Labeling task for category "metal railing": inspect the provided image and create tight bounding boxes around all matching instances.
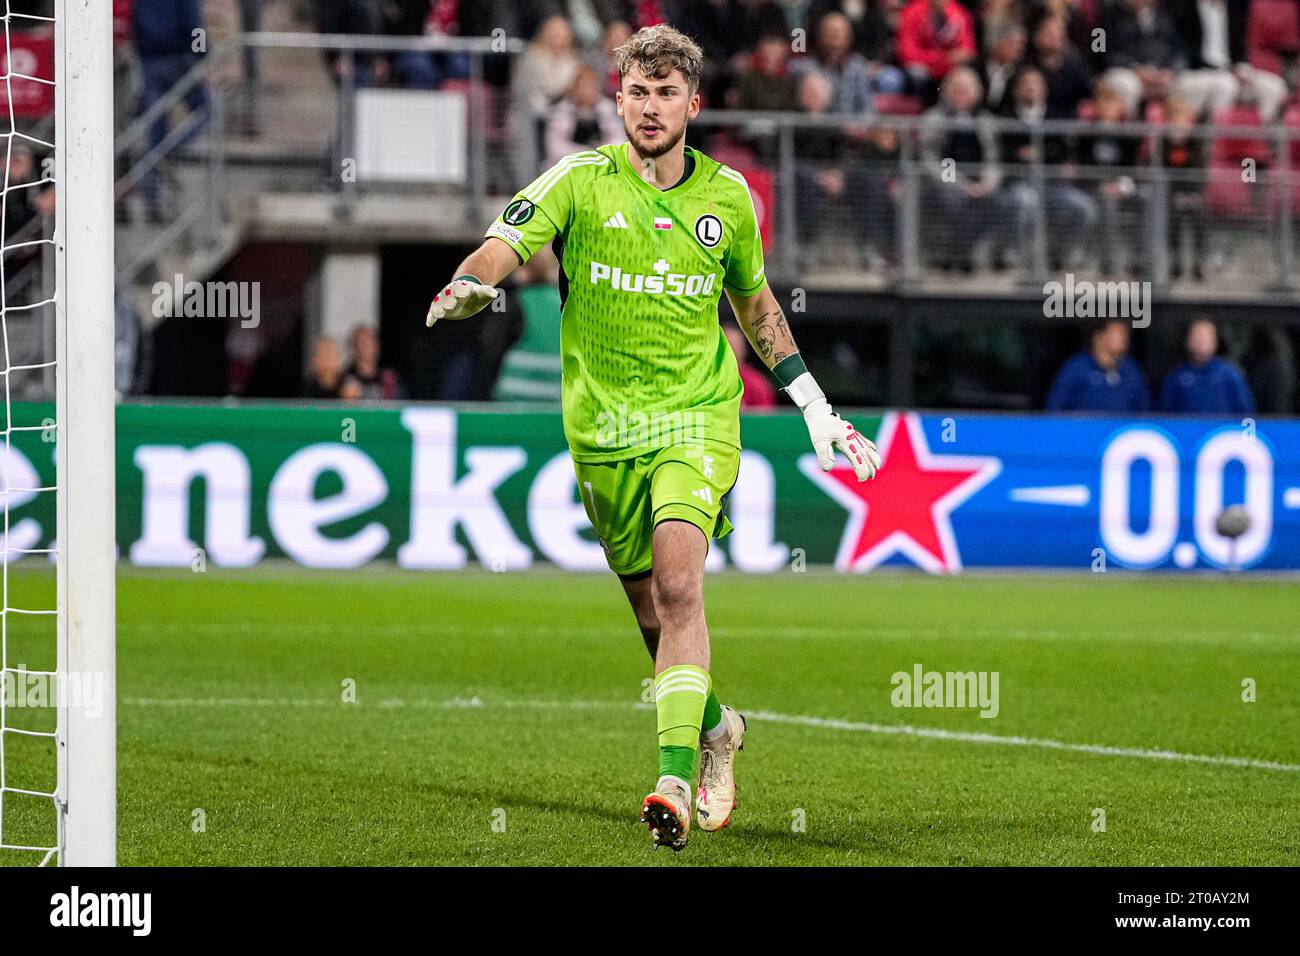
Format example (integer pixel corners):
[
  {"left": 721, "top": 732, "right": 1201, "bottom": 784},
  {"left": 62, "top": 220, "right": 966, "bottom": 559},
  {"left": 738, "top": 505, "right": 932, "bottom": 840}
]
[{"left": 108, "top": 32, "right": 1300, "bottom": 301}]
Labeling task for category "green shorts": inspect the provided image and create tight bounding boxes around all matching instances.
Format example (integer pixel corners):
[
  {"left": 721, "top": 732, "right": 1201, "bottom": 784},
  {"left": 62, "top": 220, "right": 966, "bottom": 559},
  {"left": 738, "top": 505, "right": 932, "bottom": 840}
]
[{"left": 574, "top": 441, "right": 741, "bottom": 577}]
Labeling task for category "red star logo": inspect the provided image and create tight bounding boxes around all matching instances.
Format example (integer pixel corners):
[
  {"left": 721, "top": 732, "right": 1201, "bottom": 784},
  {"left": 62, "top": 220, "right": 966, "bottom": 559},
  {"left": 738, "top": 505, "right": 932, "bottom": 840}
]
[{"left": 800, "top": 413, "right": 1001, "bottom": 573}]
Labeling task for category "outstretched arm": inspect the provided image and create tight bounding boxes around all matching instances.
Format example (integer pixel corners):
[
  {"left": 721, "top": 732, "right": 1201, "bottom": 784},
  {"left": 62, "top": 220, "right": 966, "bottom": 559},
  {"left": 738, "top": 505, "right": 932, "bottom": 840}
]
[
  {"left": 725, "top": 284, "right": 796, "bottom": 369},
  {"left": 425, "top": 238, "right": 524, "bottom": 326},
  {"left": 726, "top": 285, "right": 880, "bottom": 481}
]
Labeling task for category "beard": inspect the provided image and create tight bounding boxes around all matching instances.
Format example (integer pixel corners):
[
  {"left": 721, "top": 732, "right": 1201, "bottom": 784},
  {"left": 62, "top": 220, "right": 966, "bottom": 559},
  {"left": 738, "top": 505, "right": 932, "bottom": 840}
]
[{"left": 624, "top": 116, "right": 685, "bottom": 159}]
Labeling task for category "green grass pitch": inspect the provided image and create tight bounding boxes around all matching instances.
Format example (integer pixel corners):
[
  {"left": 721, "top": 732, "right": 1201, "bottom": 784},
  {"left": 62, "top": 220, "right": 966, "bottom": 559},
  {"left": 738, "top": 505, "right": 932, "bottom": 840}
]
[{"left": 2, "top": 566, "right": 1297, "bottom": 866}]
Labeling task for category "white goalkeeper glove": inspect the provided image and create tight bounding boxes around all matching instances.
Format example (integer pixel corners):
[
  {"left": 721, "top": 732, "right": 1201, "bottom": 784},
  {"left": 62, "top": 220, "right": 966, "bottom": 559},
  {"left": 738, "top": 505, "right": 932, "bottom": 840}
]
[
  {"left": 786, "top": 371, "right": 880, "bottom": 481},
  {"left": 426, "top": 275, "right": 499, "bottom": 326}
]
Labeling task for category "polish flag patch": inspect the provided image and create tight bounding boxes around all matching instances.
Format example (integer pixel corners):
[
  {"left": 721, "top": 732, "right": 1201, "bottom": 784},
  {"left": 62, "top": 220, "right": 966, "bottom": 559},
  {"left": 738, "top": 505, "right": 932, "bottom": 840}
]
[{"left": 653, "top": 218, "right": 672, "bottom": 230}]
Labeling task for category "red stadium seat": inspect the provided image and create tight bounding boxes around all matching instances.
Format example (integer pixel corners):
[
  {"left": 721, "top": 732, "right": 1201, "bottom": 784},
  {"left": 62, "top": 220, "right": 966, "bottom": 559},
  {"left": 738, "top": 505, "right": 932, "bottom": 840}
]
[
  {"left": 1247, "top": 0, "right": 1300, "bottom": 74},
  {"left": 874, "top": 93, "right": 924, "bottom": 116},
  {"left": 1204, "top": 105, "right": 1270, "bottom": 217}
]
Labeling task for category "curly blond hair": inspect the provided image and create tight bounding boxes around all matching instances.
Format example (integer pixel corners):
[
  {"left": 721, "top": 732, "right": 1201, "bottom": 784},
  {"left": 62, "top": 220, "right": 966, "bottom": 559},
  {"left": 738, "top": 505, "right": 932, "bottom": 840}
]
[{"left": 613, "top": 24, "right": 704, "bottom": 93}]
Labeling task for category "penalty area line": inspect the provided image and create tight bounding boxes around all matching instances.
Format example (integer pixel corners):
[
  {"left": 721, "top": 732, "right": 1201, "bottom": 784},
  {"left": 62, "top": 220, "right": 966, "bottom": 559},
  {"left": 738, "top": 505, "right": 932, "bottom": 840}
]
[{"left": 119, "top": 696, "right": 1300, "bottom": 773}]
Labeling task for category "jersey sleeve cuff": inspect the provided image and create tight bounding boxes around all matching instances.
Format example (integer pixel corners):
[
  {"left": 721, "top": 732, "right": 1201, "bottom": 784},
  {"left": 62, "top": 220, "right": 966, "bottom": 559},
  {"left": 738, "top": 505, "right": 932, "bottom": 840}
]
[{"left": 723, "top": 273, "right": 768, "bottom": 297}]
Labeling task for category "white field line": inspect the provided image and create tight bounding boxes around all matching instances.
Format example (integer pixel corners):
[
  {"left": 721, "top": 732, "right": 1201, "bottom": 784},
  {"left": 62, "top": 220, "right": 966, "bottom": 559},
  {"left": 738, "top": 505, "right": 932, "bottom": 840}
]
[{"left": 120, "top": 695, "right": 1300, "bottom": 774}]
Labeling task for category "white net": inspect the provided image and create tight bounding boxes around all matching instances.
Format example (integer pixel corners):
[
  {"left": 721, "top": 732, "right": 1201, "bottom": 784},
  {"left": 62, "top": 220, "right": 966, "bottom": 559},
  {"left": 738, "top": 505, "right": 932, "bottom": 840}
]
[{"left": 0, "top": 0, "right": 61, "bottom": 867}]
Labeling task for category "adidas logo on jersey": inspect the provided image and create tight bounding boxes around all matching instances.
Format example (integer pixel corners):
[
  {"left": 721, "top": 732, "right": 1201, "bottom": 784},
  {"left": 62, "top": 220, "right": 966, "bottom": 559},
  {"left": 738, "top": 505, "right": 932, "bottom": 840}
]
[
  {"left": 603, "top": 212, "right": 629, "bottom": 228},
  {"left": 691, "top": 488, "right": 714, "bottom": 505}
]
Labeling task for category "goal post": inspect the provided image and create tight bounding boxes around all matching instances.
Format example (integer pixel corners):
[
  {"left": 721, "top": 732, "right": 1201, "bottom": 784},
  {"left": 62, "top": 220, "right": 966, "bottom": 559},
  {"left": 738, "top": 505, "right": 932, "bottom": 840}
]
[{"left": 53, "top": 0, "right": 116, "bottom": 866}]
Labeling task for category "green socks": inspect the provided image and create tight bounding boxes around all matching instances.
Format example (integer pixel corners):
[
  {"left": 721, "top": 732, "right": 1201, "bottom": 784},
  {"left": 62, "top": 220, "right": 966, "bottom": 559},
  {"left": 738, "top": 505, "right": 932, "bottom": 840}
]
[
  {"left": 655, "top": 664, "right": 712, "bottom": 783},
  {"left": 702, "top": 689, "right": 722, "bottom": 734}
]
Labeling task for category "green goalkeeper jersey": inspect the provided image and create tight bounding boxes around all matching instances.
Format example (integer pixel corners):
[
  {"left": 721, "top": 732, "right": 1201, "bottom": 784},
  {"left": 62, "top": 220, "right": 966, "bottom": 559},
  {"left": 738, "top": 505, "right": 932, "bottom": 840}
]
[{"left": 484, "top": 141, "right": 768, "bottom": 462}]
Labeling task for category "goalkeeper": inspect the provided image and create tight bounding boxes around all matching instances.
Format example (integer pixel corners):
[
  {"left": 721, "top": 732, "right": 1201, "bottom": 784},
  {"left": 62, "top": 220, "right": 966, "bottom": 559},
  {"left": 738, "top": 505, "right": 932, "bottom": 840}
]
[{"left": 426, "top": 24, "right": 880, "bottom": 852}]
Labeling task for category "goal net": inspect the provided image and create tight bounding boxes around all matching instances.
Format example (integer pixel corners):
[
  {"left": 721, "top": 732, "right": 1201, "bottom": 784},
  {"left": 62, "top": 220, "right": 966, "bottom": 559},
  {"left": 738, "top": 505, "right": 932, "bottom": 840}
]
[{"left": 0, "top": 0, "right": 115, "bottom": 867}]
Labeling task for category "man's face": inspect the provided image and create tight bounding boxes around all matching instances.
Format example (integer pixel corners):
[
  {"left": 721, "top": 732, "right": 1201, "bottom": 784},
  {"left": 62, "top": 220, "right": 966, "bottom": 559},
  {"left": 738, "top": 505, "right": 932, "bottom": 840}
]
[
  {"left": 313, "top": 340, "right": 341, "bottom": 378},
  {"left": 1187, "top": 321, "right": 1217, "bottom": 363},
  {"left": 945, "top": 74, "right": 979, "bottom": 113},
  {"left": 818, "top": 15, "right": 852, "bottom": 59},
  {"left": 617, "top": 64, "right": 699, "bottom": 159},
  {"left": 1097, "top": 321, "right": 1130, "bottom": 357}
]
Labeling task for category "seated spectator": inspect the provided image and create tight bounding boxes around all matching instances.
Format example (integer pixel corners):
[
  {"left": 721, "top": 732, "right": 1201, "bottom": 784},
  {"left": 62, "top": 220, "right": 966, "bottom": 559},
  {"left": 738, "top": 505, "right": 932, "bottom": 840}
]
[
  {"left": 725, "top": 323, "right": 777, "bottom": 409},
  {"left": 1025, "top": 0, "right": 1102, "bottom": 57},
  {"left": 792, "top": 72, "right": 896, "bottom": 266},
  {"left": 314, "top": 0, "right": 383, "bottom": 86},
  {"left": 1030, "top": 13, "right": 1093, "bottom": 118},
  {"left": 919, "top": 67, "right": 1004, "bottom": 271},
  {"left": 677, "top": 0, "right": 788, "bottom": 106},
  {"left": 1159, "top": 318, "right": 1254, "bottom": 413},
  {"left": 733, "top": 33, "right": 801, "bottom": 111},
  {"left": 1045, "top": 319, "right": 1151, "bottom": 412},
  {"left": 514, "top": 15, "right": 582, "bottom": 123},
  {"left": 302, "top": 336, "right": 361, "bottom": 400},
  {"left": 999, "top": 66, "right": 1098, "bottom": 268},
  {"left": 546, "top": 66, "right": 623, "bottom": 165},
  {"left": 1099, "top": 0, "right": 1183, "bottom": 118},
  {"left": 979, "top": 20, "right": 1026, "bottom": 113},
  {"left": 896, "top": 0, "right": 977, "bottom": 101},
  {"left": 1077, "top": 84, "right": 1141, "bottom": 273},
  {"left": 791, "top": 10, "right": 905, "bottom": 114},
  {"left": 346, "top": 325, "right": 406, "bottom": 400},
  {"left": 380, "top": 0, "right": 471, "bottom": 90},
  {"left": 1172, "top": 0, "right": 1288, "bottom": 122},
  {"left": 587, "top": 20, "right": 633, "bottom": 95},
  {"left": 808, "top": 0, "right": 896, "bottom": 66},
  {"left": 1159, "top": 97, "right": 1207, "bottom": 281}
]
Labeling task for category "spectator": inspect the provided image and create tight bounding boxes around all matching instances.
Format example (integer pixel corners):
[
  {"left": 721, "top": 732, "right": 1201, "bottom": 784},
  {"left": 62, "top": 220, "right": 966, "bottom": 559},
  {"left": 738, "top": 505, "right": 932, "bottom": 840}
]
[
  {"left": 346, "top": 325, "right": 407, "bottom": 400},
  {"left": 791, "top": 10, "right": 905, "bottom": 115},
  {"left": 546, "top": 65, "right": 623, "bottom": 164},
  {"left": 302, "top": 336, "right": 361, "bottom": 400},
  {"left": 998, "top": 65, "right": 1098, "bottom": 268},
  {"left": 515, "top": 14, "right": 583, "bottom": 120},
  {"left": 1030, "top": 13, "right": 1093, "bottom": 117},
  {"left": 1045, "top": 319, "right": 1151, "bottom": 412},
  {"left": 677, "top": 0, "right": 789, "bottom": 106},
  {"left": 725, "top": 323, "right": 778, "bottom": 408},
  {"left": 514, "top": 14, "right": 584, "bottom": 171},
  {"left": 1159, "top": 97, "right": 1207, "bottom": 281},
  {"left": 1159, "top": 318, "right": 1254, "bottom": 413},
  {"left": 1172, "top": 0, "right": 1288, "bottom": 122},
  {"left": 1099, "top": 0, "right": 1183, "bottom": 118},
  {"left": 807, "top": 0, "right": 895, "bottom": 65},
  {"left": 793, "top": 71, "right": 852, "bottom": 253},
  {"left": 133, "top": 0, "right": 210, "bottom": 221},
  {"left": 792, "top": 72, "right": 895, "bottom": 267},
  {"left": 919, "top": 67, "right": 1003, "bottom": 271},
  {"left": 733, "top": 33, "right": 801, "bottom": 111},
  {"left": 1077, "top": 83, "right": 1141, "bottom": 273},
  {"left": 979, "top": 20, "right": 1026, "bottom": 112},
  {"left": 315, "top": 0, "right": 383, "bottom": 86},
  {"left": 587, "top": 19, "right": 632, "bottom": 95},
  {"left": 896, "top": 0, "right": 978, "bottom": 100},
  {"left": 380, "top": 0, "right": 472, "bottom": 90}
]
